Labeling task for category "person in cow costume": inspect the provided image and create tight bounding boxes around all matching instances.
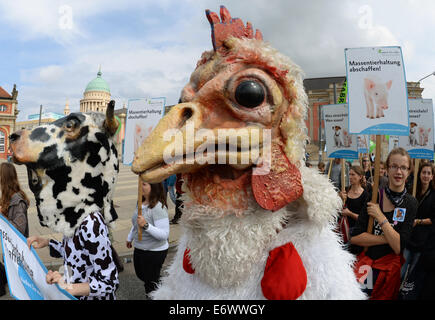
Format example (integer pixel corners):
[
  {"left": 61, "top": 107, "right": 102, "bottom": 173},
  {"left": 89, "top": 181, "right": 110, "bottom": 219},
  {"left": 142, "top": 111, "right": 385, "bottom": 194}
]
[
  {"left": 10, "top": 101, "right": 120, "bottom": 300},
  {"left": 132, "top": 7, "right": 366, "bottom": 299}
]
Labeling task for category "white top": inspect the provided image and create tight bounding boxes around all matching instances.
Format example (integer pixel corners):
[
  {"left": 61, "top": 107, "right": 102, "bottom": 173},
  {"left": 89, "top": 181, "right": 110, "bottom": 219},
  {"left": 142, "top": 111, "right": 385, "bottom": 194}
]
[{"left": 127, "top": 202, "right": 169, "bottom": 251}]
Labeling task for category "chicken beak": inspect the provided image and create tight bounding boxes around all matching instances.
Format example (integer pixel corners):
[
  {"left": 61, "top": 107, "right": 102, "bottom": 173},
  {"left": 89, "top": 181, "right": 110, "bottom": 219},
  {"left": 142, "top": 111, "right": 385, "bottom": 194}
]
[
  {"left": 131, "top": 102, "right": 268, "bottom": 183},
  {"left": 131, "top": 102, "right": 205, "bottom": 183}
]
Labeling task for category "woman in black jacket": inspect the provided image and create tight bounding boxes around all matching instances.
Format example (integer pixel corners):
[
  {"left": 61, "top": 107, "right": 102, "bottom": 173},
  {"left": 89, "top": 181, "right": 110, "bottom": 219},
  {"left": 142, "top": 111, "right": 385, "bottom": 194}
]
[{"left": 399, "top": 162, "right": 435, "bottom": 299}]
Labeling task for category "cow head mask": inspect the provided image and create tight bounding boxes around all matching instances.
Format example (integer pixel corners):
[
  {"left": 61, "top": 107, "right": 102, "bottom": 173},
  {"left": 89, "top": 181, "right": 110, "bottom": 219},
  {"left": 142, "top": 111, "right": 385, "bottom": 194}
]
[{"left": 9, "top": 100, "right": 119, "bottom": 237}]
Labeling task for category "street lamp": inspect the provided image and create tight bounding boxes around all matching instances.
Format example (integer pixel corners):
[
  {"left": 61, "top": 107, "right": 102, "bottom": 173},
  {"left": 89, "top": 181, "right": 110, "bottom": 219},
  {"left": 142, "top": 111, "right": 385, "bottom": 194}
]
[{"left": 418, "top": 71, "right": 435, "bottom": 82}]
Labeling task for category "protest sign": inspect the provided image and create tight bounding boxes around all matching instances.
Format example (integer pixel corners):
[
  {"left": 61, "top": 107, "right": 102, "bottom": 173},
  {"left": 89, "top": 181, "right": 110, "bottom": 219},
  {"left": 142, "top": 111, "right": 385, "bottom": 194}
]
[
  {"left": 324, "top": 104, "right": 358, "bottom": 159},
  {"left": 345, "top": 46, "right": 409, "bottom": 135},
  {"left": 122, "top": 97, "right": 165, "bottom": 165},
  {"left": 357, "top": 135, "right": 369, "bottom": 154},
  {"left": 398, "top": 99, "right": 434, "bottom": 160},
  {"left": 0, "top": 215, "right": 75, "bottom": 300}
]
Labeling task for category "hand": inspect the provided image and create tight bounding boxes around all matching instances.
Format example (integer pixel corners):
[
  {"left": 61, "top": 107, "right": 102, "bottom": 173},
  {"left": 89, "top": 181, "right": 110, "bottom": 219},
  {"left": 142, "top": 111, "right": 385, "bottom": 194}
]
[
  {"left": 126, "top": 241, "right": 132, "bottom": 249},
  {"left": 137, "top": 215, "right": 147, "bottom": 228},
  {"left": 27, "top": 236, "right": 49, "bottom": 249},
  {"left": 342, "top": 207, "right": 352, "bottom": 217},
  {"left": 339, "top": 191, "right": 347, "bottom": 203},
  {"left": 46, "top": 270, "right": 64, "bottom": 285},
  {"left": 367, "top": 202, "right": 385, "bottom": 223}
]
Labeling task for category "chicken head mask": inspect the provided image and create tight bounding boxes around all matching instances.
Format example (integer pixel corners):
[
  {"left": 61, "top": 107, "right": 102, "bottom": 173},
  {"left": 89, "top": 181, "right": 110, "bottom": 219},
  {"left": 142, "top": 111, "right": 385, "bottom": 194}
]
[{"left": 132, "top": 6, "right": 307, "bottom": 213}]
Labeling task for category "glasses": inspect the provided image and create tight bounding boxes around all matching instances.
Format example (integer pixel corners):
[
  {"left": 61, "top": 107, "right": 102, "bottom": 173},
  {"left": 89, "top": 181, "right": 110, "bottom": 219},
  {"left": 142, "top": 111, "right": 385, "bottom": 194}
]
[{"left": 389, "top": 165, "right": 409, "bottom": 172}]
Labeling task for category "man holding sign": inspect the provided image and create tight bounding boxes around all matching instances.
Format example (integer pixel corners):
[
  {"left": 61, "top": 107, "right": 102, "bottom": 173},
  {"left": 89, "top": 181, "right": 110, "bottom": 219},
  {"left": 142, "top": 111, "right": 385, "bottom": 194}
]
[{"left": 346, "top": 46, "right": 414, "bottom": 299}]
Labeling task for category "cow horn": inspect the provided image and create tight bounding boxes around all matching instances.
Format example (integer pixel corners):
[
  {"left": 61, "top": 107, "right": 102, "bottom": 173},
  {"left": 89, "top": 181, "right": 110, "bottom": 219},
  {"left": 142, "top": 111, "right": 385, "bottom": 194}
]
[{"left": 104, "top": 100, "right": 119, "bottom": 136}]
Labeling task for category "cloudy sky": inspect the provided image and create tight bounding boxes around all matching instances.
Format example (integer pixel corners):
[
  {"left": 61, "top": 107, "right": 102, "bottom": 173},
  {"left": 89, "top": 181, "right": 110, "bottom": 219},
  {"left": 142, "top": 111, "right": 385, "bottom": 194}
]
[{"left": 1, "top": 0, "right": 434, "bottom": 121}]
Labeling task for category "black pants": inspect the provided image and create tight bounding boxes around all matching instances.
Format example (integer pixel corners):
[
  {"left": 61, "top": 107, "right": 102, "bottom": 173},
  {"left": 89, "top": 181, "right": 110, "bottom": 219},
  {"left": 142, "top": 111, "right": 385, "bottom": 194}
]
[
  {"left": 133, "top": 248, "right": 168, "bottom": 295},
  {"left": 173, "top": 192, "right": 183, "bottom": 222}
]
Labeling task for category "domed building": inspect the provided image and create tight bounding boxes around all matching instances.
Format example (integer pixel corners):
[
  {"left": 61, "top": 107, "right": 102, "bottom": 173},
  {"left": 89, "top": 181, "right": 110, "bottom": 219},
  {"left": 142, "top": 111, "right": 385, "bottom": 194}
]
[{"left": 80, "top": 67, "right": 111, "bottom": 113}]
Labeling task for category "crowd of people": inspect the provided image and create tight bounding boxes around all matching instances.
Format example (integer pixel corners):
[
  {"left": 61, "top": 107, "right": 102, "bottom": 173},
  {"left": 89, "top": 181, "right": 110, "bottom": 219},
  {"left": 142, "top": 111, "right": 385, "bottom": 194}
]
[
  {"left": 2, "top": 148, "right": 435, "bottom": 300},
  {"left": 318, "top": 147, "right": 435, "bottom": 300}
]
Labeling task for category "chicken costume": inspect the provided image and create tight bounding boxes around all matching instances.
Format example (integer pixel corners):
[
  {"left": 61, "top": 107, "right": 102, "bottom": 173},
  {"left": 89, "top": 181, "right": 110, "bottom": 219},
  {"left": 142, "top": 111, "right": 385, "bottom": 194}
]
[{"left": 132, "top": 6, "right": 366, "bottom": 300}]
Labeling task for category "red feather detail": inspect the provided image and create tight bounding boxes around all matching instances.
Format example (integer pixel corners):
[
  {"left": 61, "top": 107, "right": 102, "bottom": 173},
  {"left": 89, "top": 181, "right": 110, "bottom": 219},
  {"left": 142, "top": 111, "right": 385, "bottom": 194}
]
[
  {"left": 261, "top": 243, "right": 307, "bottom": 300},
  {"left": 183, "top": 248, "right": 195, "bottom": 274},
  {"left": 205, "top": 5, "right": 263, "bottom": 52}
]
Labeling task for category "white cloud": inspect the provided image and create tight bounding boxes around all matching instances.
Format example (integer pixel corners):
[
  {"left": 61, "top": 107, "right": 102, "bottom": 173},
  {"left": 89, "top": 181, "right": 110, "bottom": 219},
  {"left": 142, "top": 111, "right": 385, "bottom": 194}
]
[{"left": 8, "top": 0, "right": 435, "bottom": 123}]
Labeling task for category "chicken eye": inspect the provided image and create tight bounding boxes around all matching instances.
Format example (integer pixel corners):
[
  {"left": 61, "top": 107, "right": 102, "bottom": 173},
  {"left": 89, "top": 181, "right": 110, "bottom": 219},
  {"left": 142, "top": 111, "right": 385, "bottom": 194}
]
[{"left": 235, "top": 80, "right": 265, "bottom": 108}]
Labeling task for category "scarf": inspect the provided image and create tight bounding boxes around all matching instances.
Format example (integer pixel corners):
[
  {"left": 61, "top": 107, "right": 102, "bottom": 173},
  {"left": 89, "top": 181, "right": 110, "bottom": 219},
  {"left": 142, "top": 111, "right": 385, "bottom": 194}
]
[{"left": 384, "top": 185, "right": 407, "bottom": 207}]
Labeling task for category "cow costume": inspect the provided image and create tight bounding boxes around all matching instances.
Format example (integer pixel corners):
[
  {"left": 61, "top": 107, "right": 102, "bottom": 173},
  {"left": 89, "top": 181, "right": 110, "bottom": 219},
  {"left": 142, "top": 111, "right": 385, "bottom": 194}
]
[{"left": 9, "top": 101, "right": 120, "bottom": 299}]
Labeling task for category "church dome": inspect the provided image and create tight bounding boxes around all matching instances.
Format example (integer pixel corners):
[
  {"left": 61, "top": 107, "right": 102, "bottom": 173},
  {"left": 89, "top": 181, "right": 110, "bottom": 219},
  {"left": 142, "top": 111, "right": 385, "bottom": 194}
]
[{"left": 85, "top": 69, "right": 110, "bottom": 94}]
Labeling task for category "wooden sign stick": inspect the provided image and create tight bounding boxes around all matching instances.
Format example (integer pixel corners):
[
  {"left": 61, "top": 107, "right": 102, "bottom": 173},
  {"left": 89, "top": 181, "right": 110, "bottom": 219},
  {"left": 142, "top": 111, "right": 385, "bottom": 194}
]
[
  {"left": 412, "top": 159, "right": 420, "bottom": 197},
  {"left": 341, "top": 158, "right": 346, "bottom": 193},
  {"left": 137, "top": 177, "right": 143, "bottom": 241},
  {"left": 366, "top": 135, "right": 382, "bottom": 236},
  {"left": 328, "top": 158, "right": 334, "bottom": 179}
]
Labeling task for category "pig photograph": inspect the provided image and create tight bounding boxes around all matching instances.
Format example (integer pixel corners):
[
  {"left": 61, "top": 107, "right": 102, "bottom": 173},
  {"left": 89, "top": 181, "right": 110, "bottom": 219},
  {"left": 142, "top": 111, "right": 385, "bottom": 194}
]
[
  {"left": 364, "top": 76, "right": 393, "bottom": 119},
  {"left": 418, "top": 126, "right": 431, "bottom": 146}
]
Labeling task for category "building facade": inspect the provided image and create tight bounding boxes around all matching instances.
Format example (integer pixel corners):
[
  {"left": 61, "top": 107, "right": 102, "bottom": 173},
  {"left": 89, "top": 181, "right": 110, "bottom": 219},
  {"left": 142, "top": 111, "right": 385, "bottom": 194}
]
[{"left": 0, "top": 85, "right": 18, "bottom": 160}]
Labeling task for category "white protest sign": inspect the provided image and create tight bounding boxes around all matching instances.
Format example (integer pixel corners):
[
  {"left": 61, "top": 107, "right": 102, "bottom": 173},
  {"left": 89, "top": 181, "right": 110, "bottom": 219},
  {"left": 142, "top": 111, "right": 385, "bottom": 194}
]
[
  {"left": 324, "top": 104, "right": 358, "bottom": 159},
  {"left": 0, "top": 215, "right": 75, "bottom": 300},
  {"left": 345, "top": 46, "right": 409, "bottom": 135},
  {"left": 398, "top": 99, "right": 434, "bottom": 159},
  {"left": 357, "top": 135, "right": 369, "bottom": 154},
  {"left": 123, "top": 97, "right": 165, "bottom": 165}
]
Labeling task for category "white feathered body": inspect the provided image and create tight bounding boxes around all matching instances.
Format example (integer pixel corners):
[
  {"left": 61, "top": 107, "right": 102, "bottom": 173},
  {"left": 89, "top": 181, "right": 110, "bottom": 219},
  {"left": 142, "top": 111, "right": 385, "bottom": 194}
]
[{"left": 153, "top": 166, "right": 366, "bottom": 300}]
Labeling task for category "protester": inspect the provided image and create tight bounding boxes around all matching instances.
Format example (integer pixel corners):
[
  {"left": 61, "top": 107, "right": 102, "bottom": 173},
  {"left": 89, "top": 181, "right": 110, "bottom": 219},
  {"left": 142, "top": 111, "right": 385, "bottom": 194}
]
[
  {"left": 399, "top": 162, "right": 435, "bottom": 299},
  {"left": 0, "top": 163, "right": 30, "bottom": 296},
  {"left": 27, "top": 213, "right": 119, "bottom": 300},
  {"left": 339, "top": 166, "right": 370, "bottom": 254},
  {"left": 170, "top": 174, "right": 184, "bottom": 224},
  {"left": 351, "top": 148, "right": 417, "bottom": 300},
  {"left": 163, "top": 174, "right": 177, "bottom": 205},
  {"left": 317, "top": 161, "right": 325, "bottom": 174},
  {"left": 324, "top": 158, "right": 349, "bottom": 191},
  {"left": 0, "top": 163, "right": 30, "bottom": 237},
  {"left": 362, "top": 155, "right": 373, "bottom": 181},
  {"left": 126, "top": 182, "right": 169, "bottom": 298}
]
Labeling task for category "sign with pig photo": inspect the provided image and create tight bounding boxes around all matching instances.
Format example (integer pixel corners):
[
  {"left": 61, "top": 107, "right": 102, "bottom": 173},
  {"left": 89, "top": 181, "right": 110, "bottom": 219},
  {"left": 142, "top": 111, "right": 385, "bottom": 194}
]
[
  {"left": 345, "top": 46, "right": 409, "bottom": 136},
  {"left": 324, "top": 104, "right": 358, "bottom": 159},
  {"left": 398, "top": 99, "right": 434, "bottom": 160}
]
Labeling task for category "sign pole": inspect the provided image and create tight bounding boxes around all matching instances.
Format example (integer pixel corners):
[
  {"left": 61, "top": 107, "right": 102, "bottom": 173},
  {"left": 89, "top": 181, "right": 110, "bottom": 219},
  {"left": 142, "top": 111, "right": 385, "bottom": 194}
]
[
  {"left": 412, "top": 159, "right": 420, "bottom": 197},
  {"left": 341, "top": 158, "right": 346, "bottom": 193},
  {"left": 328, "top": 158, "right": 333, "bottom": 179},
  {"left": 366, "top": 135, "right": 382, "bottom": 236}
]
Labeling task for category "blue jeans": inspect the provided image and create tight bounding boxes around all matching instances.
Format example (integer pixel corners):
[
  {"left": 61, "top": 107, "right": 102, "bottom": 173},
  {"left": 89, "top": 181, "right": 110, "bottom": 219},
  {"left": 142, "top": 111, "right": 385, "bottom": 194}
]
[{"left": 401, "top": 249, "right": 421, "bottom": 280}]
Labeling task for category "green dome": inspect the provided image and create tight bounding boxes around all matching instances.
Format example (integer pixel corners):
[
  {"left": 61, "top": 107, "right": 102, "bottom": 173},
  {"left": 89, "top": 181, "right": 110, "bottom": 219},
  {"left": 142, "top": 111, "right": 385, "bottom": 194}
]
[{"left": 85, "top": 69, "right": 110, "bottom": 93}]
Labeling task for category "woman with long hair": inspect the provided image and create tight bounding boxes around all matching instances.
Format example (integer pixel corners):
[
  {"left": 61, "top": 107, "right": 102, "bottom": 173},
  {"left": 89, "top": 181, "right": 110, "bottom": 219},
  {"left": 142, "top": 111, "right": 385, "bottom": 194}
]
[
  {"left": 126, "top": 182, "right": 169, "bottom": 298},
  {"left": 339, "top": 166, "right": 370, "bottom": 254},
  {"left": 351, "top": 148, "right": 418, "bottom": 299},
  {"left": 0, "top": 162, "right": 30, "bottom": 296},
  {"left": 0, "top": 162, "right": 29, "bottom": 237},
  {"left": 399, "top": 162, "right": 435, "bottom": 299}
]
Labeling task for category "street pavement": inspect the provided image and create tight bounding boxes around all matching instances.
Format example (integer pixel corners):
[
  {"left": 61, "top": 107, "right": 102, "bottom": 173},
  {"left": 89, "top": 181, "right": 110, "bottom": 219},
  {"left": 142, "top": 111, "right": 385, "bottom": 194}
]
[{"left": 0, "top": 162, "right": 181, "bottom": 300}]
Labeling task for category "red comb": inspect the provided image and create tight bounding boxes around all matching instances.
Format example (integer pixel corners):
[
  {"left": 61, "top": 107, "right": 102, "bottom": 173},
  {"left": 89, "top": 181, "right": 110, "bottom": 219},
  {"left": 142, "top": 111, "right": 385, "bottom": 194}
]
[{"left": 205, "top": 6, "right": 263, "bottom": 52}]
